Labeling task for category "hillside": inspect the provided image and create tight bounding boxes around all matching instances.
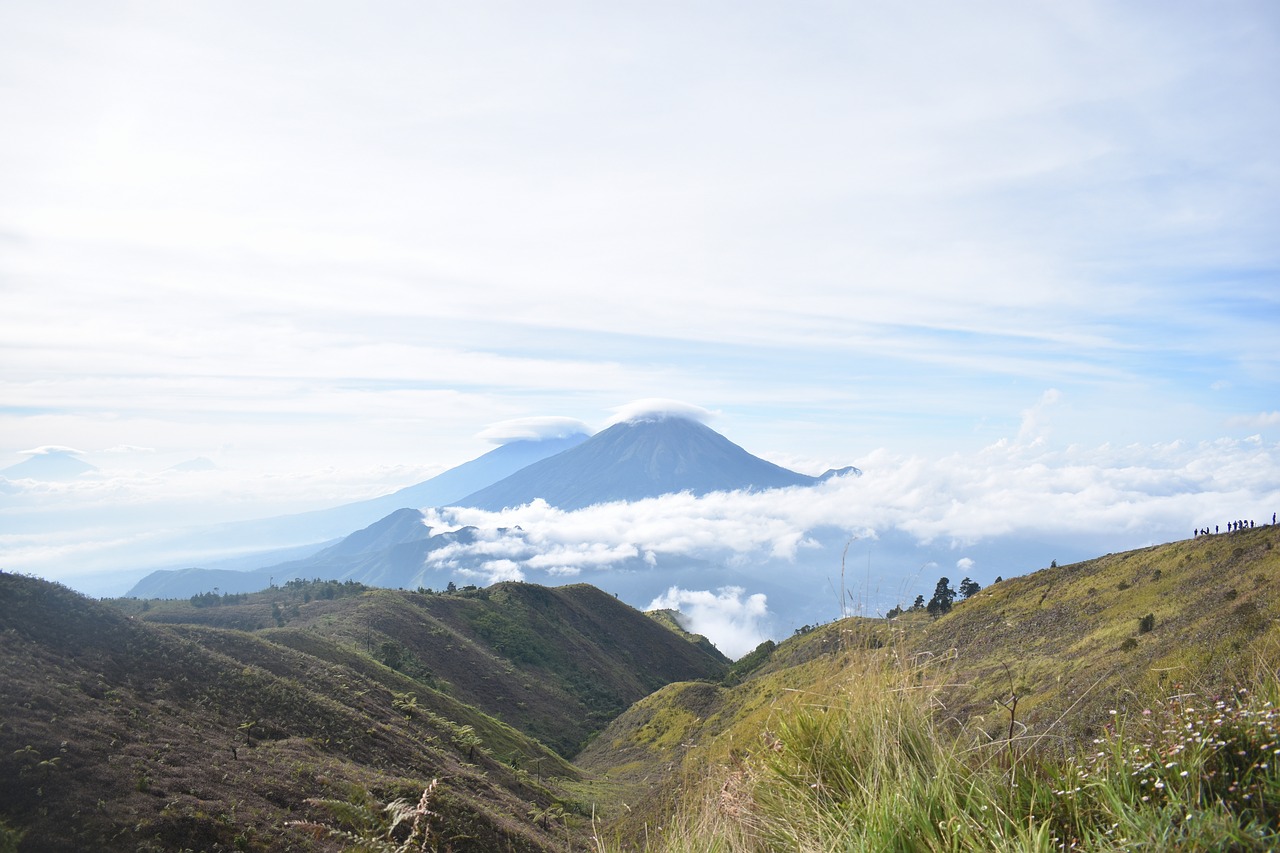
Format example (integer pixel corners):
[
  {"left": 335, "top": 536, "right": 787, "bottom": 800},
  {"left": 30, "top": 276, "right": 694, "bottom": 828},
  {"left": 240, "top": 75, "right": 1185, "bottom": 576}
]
[
  {"left": 132, "top": 579, "right": 729, "bottom": 757},
  {"left": 579, "top": 524, "right": 1280, "bottom": 848},
  {"left": 9, "top": 527, "right": 1280, "bottom": 851},
  {"left": 0, "top": 574, "right": 726, "bottom": 852}
]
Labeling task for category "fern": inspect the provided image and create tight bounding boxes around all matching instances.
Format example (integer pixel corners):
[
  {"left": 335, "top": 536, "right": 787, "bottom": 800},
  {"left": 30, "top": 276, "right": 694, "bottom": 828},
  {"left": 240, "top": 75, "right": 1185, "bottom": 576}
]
[{"left": 286, "top": 780, "right": 442, "bottom": 852}]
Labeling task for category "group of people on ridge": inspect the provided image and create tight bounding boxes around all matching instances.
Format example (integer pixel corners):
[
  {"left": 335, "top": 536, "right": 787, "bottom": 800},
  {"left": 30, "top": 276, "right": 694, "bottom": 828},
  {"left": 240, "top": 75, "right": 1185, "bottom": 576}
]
[{"left": 1194, "top": 513, "right": 1276, "bottom": 538}]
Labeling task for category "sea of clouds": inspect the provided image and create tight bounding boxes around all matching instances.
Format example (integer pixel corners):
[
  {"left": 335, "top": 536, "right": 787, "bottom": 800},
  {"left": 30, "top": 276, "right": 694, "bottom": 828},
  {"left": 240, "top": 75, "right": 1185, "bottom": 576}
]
[
  {"left": 409, "top": 434, "right": 1280, "bottom": 656},
  {"left": 3, "top": 433, "right": 1277, "bottom": 658}
]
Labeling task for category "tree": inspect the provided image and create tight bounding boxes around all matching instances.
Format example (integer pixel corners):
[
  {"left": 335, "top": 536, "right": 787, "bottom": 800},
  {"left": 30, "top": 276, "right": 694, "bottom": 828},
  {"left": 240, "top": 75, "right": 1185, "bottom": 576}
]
[
  {"left": 958, "top": 577, "right": 981, "bottom": 600},
  {"left": 926, "top": 577, "right": 955, "bottom": 617},
  {"left": 379, "top": 641, "right": 405, "bottom": 671},
  {"left": 911, "top": 595, "right": 925, "bottom": 611}
]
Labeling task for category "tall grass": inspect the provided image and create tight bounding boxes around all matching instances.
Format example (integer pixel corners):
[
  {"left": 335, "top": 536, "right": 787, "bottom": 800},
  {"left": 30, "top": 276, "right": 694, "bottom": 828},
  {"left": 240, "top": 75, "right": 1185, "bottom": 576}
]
[{"left": 598, "top": 641, "right": 1280, "bottom": 852}]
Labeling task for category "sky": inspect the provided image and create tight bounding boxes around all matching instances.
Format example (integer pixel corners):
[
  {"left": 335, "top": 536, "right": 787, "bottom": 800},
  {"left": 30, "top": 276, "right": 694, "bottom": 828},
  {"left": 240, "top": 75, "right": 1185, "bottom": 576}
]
[{"left": 2, "top": 3, "right": 1278, "bottom": 647}]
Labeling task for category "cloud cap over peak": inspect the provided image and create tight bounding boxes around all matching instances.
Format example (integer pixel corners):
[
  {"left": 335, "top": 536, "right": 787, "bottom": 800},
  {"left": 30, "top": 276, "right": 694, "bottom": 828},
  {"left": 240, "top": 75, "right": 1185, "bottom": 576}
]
[
  {"left": 477, "top": 416, "right": 592, "bottom": 445},
  {"left": 18, "top": 446, "right": 87, "bottom": 457},
  {"left": 607, "top": 399, "right": 716, "bottom": 427}
]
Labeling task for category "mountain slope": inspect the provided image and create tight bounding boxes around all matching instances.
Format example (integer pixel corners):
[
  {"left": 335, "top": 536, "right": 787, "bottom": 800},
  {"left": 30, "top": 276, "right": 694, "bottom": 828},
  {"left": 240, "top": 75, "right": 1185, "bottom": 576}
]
[
  {"left": 579, "top": 524, "right": 1280, "bottom": 839},
  {"left": 0, "top": 573, "right": 578, "bottom": 852},
  {"left": 457, "top": 416, "right": 820, "bottom": 511}
]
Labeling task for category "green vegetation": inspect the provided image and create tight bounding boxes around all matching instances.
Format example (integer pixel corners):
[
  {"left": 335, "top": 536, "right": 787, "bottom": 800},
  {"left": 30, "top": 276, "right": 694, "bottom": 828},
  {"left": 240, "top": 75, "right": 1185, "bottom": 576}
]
[
  {"left": 600, "top": 645, "right": 1280, "bottom": 852},
  {"left": 5, "top": 524, "right": 1280, "bottom": 850},
  {"left": 581, "top": 525, "right": 1280, "bottom": 850},
  {"left": 0, "top": 571, "right": 722, "bottom": 851}
]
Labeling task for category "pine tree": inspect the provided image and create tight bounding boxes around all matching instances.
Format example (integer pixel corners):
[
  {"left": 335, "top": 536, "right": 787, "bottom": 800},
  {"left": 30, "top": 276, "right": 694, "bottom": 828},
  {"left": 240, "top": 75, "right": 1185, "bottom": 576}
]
[{"left": 926, "top": 577, "right": 956, "bottom": 617}]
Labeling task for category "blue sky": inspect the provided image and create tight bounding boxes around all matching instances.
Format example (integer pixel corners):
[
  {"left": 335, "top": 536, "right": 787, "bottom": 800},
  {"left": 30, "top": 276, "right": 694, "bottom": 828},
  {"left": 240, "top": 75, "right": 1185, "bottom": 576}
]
[{"left": 2, "top": 2, "right": 1278, "bottom": 624}]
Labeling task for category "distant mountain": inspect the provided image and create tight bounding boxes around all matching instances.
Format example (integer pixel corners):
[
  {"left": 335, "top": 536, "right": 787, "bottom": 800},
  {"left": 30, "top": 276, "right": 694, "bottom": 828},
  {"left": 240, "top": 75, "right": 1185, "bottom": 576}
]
[
  {"left": 456, "top": 415, "right": 835, "bottom": 511},
  {"left": 186, "top": 432, "right": 591, "bottom": 548},
  {"left": 2, "top": 448, "right": 97, "bottom": 481},
  {"left": 124, "top": 434, "right": 588, "bottom": 597},
  {"left": 166, "top": 456, "right": 218, "bottom": 471},
  {"left": 125, "top": 418, "right": 861, "bottom": 601},
  {"left": 127, "top": 509, "right": 490, "bottom": 597}
]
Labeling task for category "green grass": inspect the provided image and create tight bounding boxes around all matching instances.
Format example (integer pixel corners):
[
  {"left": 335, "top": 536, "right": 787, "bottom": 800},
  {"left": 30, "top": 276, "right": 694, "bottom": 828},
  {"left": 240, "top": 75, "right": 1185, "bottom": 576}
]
[
  {"left": 595, "top": 641, "right": 1280, "bottom": 852},
  {"left": 583, "top": 527, "right": 1280, "bottom": 851}
]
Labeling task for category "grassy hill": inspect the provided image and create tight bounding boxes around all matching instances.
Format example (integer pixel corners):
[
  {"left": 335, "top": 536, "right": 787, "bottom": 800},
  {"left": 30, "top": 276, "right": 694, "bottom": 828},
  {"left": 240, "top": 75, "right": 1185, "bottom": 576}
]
[
  {"left": 7, "top": 526, "right": 1280, "bottom": 851},
  {"left": 580, "top": 524, "right": 1280, "bottom": 850},
  {"left": 129, "top": 580, "right": 729, "bottom": 757},
  {"left": 0, "top": 574, "right": 726, "bottom": 852}
]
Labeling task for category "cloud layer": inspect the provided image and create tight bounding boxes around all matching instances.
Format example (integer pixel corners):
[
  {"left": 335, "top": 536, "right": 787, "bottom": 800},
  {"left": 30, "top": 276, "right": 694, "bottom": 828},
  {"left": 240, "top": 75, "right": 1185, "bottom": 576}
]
[{"left": 401, "top": 434, "right": 1280, "bottom": 654}]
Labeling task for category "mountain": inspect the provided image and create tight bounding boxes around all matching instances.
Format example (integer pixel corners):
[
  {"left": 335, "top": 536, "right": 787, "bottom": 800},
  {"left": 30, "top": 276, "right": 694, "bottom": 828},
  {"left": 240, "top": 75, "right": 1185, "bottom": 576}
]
[
  {"left": 125, "top": 508, "right": 466, "bottom": 597},
  {"left": 123, "top": 434, "right": 587, "bottom": 597},
  {"left": 125, "top": 417, "right": 856, "bottom": 601},
  {"left": 1, "top": 447, "right": 97, "bottom": 481},
  {"left": 0, "top": 572, "right": 727, "bottom": 851},
  {"left": 174, "top": 433, "right": 591, "bottom": 553},
  {"left": 457, "top": 415, "right": 830, "bottom": 511}
]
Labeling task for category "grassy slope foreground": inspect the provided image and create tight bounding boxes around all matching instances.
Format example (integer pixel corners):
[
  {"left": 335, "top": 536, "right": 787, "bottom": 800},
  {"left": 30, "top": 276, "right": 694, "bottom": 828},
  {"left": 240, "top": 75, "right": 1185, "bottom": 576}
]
[
  {"left": 581, "top": 524, "right": 1280, "bottom": 851},
  {"left": 0, "top": 576, "right": 727, "bottom": 852}
]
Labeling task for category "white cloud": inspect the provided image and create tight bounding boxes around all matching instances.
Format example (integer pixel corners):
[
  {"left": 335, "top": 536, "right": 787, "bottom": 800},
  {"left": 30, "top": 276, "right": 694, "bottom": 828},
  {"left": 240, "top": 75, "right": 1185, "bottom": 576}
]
[
  {"left": 470, "top": 559, "right": 525, "bottom": 584},
  {"left": 411, "top": 435, "right": 1280, "bottom": 587},
  {"left": 0, "top": 2, "right": 1275, "bottom": 608},
  {"left": 476, "top": 416, "right": 593, "bottom": 445},
  {"left": 18, "top": 445, "right": 86, "bottom": 457},
  {"left": 1227, "top": 412, "right": 1280, "bottom": 429},
  {"left": 648, "top": 586, "right": 771, "bottom": 660},
  {"left": 606, "top": 399, "right": 716, "bottom": 427},
  {"left": 1017, "top": 389, "right": 1062, "bottom": 445}
]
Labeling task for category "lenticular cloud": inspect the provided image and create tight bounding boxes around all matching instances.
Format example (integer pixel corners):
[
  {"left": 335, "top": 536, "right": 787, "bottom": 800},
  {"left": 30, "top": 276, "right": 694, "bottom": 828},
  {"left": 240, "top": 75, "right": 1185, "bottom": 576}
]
[
  {"left": 606, "top": 398, "right": 716, "bottom": 426},
  {"left": 476, "top": 416, "right": 592, "bottom": 444}
]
